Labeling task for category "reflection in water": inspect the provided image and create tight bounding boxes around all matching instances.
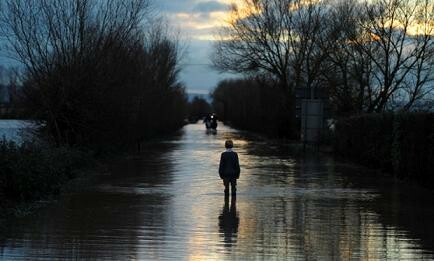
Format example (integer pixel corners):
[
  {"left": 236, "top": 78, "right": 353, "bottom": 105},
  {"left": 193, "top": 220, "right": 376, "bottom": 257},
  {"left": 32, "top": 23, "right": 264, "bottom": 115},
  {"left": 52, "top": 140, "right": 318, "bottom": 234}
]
[
  {"left": 0, "top": 120, "right": 35, "bottom": 144},
  {"left": 218, "top": 195, "right": 239, "bottom": 248},
  {"left": 0, "top": 123, "right": 433, "bottom": 260}
]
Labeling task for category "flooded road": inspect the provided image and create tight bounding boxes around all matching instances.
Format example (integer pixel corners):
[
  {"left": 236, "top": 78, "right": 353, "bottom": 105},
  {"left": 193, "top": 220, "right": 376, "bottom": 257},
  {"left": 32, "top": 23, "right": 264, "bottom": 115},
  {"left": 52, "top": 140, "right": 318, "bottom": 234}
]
[{"left": 1, "top": 123, "right": 434, "bottom": 260}]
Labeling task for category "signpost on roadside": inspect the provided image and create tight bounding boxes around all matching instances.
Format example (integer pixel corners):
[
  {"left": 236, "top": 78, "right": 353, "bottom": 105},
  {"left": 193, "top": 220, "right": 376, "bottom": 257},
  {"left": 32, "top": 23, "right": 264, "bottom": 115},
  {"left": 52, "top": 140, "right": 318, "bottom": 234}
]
[{"left": 301, "top": 99, "right": 324, "bottom": 148}]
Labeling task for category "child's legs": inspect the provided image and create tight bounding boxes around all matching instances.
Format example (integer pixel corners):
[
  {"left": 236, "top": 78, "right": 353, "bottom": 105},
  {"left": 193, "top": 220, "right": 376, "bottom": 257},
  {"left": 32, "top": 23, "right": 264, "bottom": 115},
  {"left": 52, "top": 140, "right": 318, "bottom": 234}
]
[
  {"left": 230, "top": 179, "right": 237, "bottom": 194},
  {"left": 223, "top": 178, "right": 237, "bottom": 194},
  {"left": 223, "top": 179, "right": 230, "bottom": 193}
]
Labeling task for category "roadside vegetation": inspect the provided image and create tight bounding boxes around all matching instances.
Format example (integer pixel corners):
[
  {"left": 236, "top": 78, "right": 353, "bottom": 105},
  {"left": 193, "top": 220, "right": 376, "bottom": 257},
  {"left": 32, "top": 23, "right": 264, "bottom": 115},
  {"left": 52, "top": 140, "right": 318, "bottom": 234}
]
[
  {"left": 334, "top": 113, "right": 434, "bottom": 187},
  {"left": 212, "top": 77, "right": 292, "bottom": 137},
  {"left": 187, "top": 96, "right": 212, "bottom": 123},
  {"left": 0, "top": 0, "right": 188, "bottom": 214},
  {"left": 212, "top": 0, "right": 434, "bottom": 132},
  {"left": 0, "top": 140, "right": 91, "bottom": 213},
  {"left": 211, "top": 0, "right": 434, "bottom": 184}
]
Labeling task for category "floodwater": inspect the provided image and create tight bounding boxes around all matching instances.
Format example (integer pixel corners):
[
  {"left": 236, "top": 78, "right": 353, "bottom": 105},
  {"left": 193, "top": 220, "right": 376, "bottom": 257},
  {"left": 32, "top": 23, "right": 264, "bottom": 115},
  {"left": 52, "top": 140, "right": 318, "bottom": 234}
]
[
  {"left": 0, "top": 120, "right": 35, "bottom": 144},
  {"left": 1, "top": 123, "right": 434, "bottom": 260}
]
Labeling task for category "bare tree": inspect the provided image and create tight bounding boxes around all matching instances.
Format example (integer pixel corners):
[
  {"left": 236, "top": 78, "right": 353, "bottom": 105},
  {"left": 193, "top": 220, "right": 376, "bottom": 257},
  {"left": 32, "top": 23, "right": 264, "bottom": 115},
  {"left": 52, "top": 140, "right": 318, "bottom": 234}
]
[
  {"left": 214, "top": 0, "right": 434, "bottom": 118},
  {"left": 319, "top": 0, "right": 374, "bottom": 114},
  {"left": 350, "top": 0, "right": 434, "bottom": 112},
  {"left": 214, "top": 0, "right": 327, "bottom": 88},
  {"left": 0, "top": 0, "right": 149, "bottom": 78},
  {"left": 0, "top": 0, "right": 188, "bottom": 147},
  {"left": 213, "top": 0, "right": 292, "bottom": 87},
  {"left": 319, "top": 0, "right": 434, "bottom": 114},
  {"left": 212, "top": 0, "right": 327, "bottom": 137}
]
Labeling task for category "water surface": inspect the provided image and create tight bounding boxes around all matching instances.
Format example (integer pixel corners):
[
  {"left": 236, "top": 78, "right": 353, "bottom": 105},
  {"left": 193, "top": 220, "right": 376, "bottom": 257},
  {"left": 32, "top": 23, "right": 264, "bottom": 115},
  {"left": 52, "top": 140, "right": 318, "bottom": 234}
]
[
  {"left": 1, "top": 123, "right": 433, "bottom": 260},
  {"left": 0, "top": 120, "right": 35, "bottom": 144}
]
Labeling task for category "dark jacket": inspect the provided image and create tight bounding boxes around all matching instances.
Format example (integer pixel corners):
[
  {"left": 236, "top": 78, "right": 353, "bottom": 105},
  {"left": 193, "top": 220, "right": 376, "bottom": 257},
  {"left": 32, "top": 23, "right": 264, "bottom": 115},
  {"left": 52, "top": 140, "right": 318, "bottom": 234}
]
[{"left": 219, "top": 150, "right": 240, "bottom": 179}]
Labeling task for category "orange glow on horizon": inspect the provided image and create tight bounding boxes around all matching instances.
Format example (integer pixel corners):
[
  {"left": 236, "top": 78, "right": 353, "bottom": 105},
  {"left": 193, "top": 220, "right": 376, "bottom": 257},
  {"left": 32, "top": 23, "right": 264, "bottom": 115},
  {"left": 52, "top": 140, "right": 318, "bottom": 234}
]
[{"left": 172, "top": 0, "right": 434, "bottom": 41}]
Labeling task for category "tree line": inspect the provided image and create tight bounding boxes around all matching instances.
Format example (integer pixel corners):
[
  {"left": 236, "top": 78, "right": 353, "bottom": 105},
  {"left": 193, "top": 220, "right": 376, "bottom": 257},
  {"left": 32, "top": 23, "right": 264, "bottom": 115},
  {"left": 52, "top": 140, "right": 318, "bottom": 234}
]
[
  {"left": 0, "top": 0, "right": 188, "bottom": 149},
  {"left": 212, "top": 77, "right": 292, "bottom": 137},
  {"left": 212, "top": 0, "right": 434, "bottom": 136}
]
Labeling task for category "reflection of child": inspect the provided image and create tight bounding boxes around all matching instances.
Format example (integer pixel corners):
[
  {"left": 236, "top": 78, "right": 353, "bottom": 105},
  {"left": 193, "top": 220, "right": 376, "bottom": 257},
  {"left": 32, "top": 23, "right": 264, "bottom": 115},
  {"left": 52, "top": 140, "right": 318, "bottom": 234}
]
[
  {"left": 218, "top": 196, "right": 239, "bottom": 246},
  {"left": 218, "top": 140, "right": 240, "bottom": 196}
]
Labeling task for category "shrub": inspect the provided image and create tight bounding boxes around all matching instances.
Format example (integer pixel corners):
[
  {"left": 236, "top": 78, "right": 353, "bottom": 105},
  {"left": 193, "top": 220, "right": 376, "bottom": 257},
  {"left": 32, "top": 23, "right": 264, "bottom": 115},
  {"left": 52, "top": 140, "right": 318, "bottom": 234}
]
[
  {"left": 334, "top": 113, "right": 434, "bottom": 186},
  {"left": 0, "top": 140, "right": 90, "bottom": 205}
]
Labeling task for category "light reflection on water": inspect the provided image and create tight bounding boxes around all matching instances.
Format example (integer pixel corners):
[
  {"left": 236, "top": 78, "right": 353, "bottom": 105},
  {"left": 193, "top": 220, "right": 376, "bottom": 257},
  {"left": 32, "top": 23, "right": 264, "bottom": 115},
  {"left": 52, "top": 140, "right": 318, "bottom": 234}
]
[
  {"left": 1, "top": 123, "right": 433, "bottom": 260},
  {"left": 0, "top": 120, "right": 36, "bottom": 144}
]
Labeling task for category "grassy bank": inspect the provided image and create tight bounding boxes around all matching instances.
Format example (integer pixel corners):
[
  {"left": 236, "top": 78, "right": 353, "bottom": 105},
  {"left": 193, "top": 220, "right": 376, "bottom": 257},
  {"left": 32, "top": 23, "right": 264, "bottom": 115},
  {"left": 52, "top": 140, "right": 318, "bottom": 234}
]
[{"left": 0, "top": 140, "right": 92, "bottom": 217}]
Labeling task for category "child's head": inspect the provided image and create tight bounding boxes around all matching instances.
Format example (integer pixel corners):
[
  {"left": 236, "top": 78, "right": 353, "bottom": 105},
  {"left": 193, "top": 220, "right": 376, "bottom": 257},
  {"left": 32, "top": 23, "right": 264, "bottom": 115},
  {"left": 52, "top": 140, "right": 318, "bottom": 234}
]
[{"left": 225, "top": 139, "right": 233, "bottom": 149}]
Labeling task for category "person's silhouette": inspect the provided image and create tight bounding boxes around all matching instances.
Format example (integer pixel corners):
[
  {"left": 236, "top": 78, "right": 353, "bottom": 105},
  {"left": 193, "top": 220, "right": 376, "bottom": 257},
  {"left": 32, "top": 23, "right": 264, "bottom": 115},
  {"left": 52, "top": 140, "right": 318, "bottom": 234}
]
[
  {"left": 218, "top": 195, "right": 239, "bottom": 247},
  {"left": 218, "top": 140, "right": 240, "bottom": 196}
]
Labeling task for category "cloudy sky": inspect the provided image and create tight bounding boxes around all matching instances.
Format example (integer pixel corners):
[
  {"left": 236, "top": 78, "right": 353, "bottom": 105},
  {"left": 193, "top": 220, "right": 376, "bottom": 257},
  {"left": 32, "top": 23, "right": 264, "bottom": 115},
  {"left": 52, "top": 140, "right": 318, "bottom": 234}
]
[
  {"left": 0, "top": 0, "right": 239, "bottom": 94},
  {"left": 155, "top": 0, "right": 239, "bottom": 94}
]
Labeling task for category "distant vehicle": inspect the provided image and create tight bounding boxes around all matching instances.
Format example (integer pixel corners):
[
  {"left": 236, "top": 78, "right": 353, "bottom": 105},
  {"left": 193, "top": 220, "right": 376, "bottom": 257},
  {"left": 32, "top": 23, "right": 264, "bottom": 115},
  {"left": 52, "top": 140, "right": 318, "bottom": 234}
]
[{"left": 204, "top": 113, "right": 218, "bottom": 131}]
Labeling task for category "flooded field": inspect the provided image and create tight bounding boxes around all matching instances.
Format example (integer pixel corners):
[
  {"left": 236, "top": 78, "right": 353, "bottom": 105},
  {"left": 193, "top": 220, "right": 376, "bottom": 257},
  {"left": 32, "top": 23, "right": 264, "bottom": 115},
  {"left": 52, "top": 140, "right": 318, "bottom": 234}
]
[
  {"left": 1, "top": 123, "right": 433, "bottom": 260},
  {"left": 0, "top": 120, "right": 35, "bottom": 144}
]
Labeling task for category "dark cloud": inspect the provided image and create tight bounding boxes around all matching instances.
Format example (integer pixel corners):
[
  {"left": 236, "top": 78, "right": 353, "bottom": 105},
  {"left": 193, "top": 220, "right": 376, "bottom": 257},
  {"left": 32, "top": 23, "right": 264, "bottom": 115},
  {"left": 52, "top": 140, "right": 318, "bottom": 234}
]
[{"left": 193, "top": 1, "right": 230, "bottom": 13}]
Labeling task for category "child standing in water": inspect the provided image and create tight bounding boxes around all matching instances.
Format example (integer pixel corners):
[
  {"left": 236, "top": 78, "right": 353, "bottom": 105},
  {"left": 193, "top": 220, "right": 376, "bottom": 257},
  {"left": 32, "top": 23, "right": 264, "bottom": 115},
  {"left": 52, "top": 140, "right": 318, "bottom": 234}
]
[{"left": 219, "top": 140, "right": 240, "bottom": 196}]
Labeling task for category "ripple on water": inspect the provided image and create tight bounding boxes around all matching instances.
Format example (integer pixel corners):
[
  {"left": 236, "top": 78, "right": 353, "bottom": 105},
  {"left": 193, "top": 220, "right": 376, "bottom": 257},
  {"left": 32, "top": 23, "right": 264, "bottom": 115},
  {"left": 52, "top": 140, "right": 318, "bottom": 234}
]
[{"left": 1, "top": 122, "right": 433, "bottom": 260}]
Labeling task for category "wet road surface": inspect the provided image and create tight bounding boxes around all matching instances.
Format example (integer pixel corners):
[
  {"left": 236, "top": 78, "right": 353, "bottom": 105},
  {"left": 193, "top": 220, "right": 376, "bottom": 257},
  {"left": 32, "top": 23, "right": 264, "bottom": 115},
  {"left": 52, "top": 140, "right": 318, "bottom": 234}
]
[{"left": 1, "top": 123, "right": 434, "bottom": 260}]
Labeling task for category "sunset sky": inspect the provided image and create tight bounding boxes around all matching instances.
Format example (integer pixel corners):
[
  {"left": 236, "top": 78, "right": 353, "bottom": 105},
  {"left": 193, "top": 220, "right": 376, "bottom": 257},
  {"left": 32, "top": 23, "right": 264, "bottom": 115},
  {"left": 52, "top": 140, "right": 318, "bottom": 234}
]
[{"left": 156, "top": 0, "right": 239, "bottom": 94}]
